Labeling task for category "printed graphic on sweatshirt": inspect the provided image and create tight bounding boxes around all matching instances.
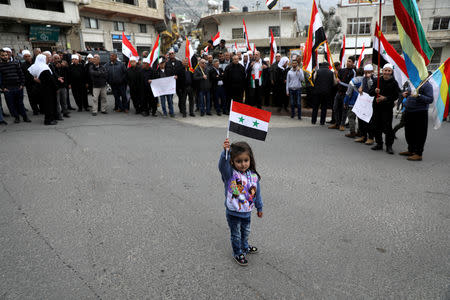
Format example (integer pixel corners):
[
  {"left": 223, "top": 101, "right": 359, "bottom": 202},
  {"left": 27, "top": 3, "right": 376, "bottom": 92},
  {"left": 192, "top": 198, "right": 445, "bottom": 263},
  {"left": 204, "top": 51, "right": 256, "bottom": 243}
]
[{"left": 226, "top": 170, "right": 258, "bottom": 213}]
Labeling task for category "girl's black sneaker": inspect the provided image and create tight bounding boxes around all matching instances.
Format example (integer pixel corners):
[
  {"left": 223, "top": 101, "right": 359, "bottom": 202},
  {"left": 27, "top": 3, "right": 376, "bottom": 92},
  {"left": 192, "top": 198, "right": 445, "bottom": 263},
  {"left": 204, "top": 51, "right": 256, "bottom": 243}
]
[
  {"left": 234, "top": 254, "right": 248, "bottom": 266},
  {"left": 245, "top": 246, "right": 258, "bottom": 254}
]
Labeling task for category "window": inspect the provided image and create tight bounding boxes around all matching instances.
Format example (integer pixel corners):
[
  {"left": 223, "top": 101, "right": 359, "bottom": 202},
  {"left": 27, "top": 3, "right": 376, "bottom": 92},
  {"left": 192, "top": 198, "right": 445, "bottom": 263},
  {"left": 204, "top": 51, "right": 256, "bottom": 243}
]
[
  {"left": 84, "top": 18, "right": 99, "bottom": 29},
  {"left": 114, "top": 21, "right": 125, "bottom": 31},
  {"left": 431, "top": 47, "right": 442, "bottom": 64},
  {"left": 0, "top": 0, "right": 10, "bottom": 5},
  {"left": 269, "top": 26, "right": 280, "bottom": 37},
  {"left": 347, "top": 17, "right": 371, "bottom": 35},
  {"left": 382, "top": 16, "right": 397, "bottom": 33},
  {"left": 432, "top": 17, "right": 450, "bottom": 30},
  {"left": 25, "top": 0, "right": 64, "bottom": 12},
  {"left": 139, "top": 24, "right": 147, "bottom": 33},
  {"left": 147, "top": 0, "right": 156, "bottom": 8},
  {"left": 232, "top": 28, "right": 243, "bottom": 39},
  {"left": 114, "top": 0, "right": 136, "bottom": 5}
]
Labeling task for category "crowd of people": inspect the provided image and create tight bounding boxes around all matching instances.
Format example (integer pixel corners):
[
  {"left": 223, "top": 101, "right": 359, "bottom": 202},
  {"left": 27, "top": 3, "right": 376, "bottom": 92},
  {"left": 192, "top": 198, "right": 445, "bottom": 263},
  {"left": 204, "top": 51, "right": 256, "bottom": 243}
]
[{"left": 0, "top": 39, "right": 445, "bottom": 160}]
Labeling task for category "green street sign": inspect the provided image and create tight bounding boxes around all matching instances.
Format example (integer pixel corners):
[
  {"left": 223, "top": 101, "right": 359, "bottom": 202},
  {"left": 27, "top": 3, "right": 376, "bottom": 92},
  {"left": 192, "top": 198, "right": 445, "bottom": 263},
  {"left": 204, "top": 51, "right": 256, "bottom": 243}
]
[{"left": 29, "top": 25, "right": 60, "bottom": 42}]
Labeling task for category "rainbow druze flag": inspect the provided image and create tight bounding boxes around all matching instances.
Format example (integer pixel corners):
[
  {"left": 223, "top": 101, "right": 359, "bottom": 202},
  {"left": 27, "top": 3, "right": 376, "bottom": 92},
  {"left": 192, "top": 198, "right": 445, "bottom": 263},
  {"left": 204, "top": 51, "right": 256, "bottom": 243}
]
[
  {"left": 430, "top": 58, "right": 450, "bottom": 129},
  {"left": 393, "top": 0, "right": 434, "bottom": 88}
]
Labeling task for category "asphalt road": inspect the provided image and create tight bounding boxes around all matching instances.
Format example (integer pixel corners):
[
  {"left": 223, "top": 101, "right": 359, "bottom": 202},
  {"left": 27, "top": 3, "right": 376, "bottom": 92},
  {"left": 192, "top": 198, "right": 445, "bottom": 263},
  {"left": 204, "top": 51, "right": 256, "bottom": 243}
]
[{"left": 1, "top": 95, "right": 449, "bottom": 299}]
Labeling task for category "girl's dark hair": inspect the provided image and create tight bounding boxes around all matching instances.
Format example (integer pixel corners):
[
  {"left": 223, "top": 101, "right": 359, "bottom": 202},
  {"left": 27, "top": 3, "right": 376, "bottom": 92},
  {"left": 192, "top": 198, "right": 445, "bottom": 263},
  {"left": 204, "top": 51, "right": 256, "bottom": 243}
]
[
  {"left": 356, "top": 68, "right": 364, "bottom": 76},
  {"left": 229, "top": 141, "right": 261, "bottom": 179}
]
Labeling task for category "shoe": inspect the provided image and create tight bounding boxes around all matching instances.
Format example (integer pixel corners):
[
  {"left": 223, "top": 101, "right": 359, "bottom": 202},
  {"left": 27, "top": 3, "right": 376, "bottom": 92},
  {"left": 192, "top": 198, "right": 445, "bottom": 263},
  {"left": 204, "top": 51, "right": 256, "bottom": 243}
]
[
  {"left": 200, "top": 112, "right": 205, "bottom": 116},
  {"left": 339, "top": 125, "right": 345, "bottom": 131},
  {"left": 152, "top": 113, "right": 157, "bottom": 117},
  {"left": 142, "top": 111, "right": 149, "bottom": 117},
  {"left": 170, "top": 113, "right": 175, "bottom": 118},
  {"left": 217, "top": 112, "right": 222, "bottom": 116},
  {"left": 345, "top": 132, "right": 356, "bottom": 138},
  {"left": 399, "top": 151, "right": 414, "bottom": 156},
  {"left": 328, "top": 124, "right": 338, "bottom": 129},
  {"left": 14, "top": 117, "right": 20, "bottom": 123},
  {"left": 354, "top": 137, "right": 365, "bottom": 143},
  {"left": 233, "top": 254, "right": 248, "bottom": 266},
  {"left": 365, "top": 139, "right": 374, "bottom": 145},
  {"left": 224, "top": 112, "right": 229, "bottom": 115},
  {"left": 290, "top": 115, "right": 294, "bottom": 118},
  {"left": 84, "top": 108, "right": 90, "bottom": 112},
  {"left": 371, "top": 144, "right": 383, "bottom": 151},
  {"left": 206, "top": 112, "right": 212, "bottom": 116},
  {"left": 326, "top": 120, "right": 335, "bottom": 124},
  {"left": 0, "top": 120, "right": 7, "bottom": 125},
  {"left": 124, "top": 109, "right": 129, "bottom": 113},
  {"left": 298, "top": 117, "right": 302, "bottom": 120},
  {"left": 245, "top": 246, "right": 258, "bottom": 254},
  {"left": 386, "top": 146, "right": 394, "bottom": 155},
  {"left": 23, "top": 117, "right": 31, "bottom": 123},
  {"left": 68, "top": 107, "right": 76, "bottom": 111},
  {"left": 101, "top": 111, "right": 108, "bottom": 114},
  {"left": 407, "top": 154, "right": 422, "bottom": 161},
  {"left": 44, "top": 120, "right": 57, "bottom": 125},
  {"left": 56, "top": 116, "right": 64, "bottom": 121},
  {"left": 189, "top": 113, "right": 195, "bottom": 117},
  {"left": 114, "top": 109, "right": 122, "bottom": 113},
  {"left": 77, "top": 108, "right": 82, "bottom": 112},
  {"left": 63, "top": 113, "right": 70, "bottom": 118},
  {"left": 92, "top": 112, "right": 97, "bottom": 116},
  {"left": 182, "top": 113, "right": 187, "bottom": 118}
]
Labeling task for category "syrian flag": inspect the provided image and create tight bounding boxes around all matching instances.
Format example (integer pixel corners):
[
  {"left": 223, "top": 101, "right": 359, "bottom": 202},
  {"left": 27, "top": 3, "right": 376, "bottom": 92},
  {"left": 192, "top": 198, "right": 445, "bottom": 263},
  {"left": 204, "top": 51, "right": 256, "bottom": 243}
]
[
  {"left": 243, "top": 19, "right": 252, "bottom": 51},
  {"left": 269, "top": 29, "right": 277, "bottom": 65},
  {"left": 204, "top": 46, "right": 209, "bottom": 55},
  {"left": 144, "top": 34, "right": 160, "bottom": 67},
  {"left": 302, "top": 0, "right": 327, "bottom": 80},
  {"left": 357, "top": 43, "right": 366, "bottom": 68},
  {"left": 212, "top": 32, "right": 221, "bottom": 47},
  {"left": 185, "top": 37, "right": 195, "bottom": 72},
  {"left": 339, "top": 34, "right": 346, "bottom": 69},
  {"left": 234, "top": 41, "right": 238, "bottom": 53},
  {"left": 266, "top": 0, "right": 278, "bottom": 10},
  {"left": 228, "top": 101, "right": 272, "bottom": 141},
  {"left": 372, "top": 23, "right": 409, "bottom": 89},
  {"left": 122, "top": 32, "right": 139, "bottom": 67}
]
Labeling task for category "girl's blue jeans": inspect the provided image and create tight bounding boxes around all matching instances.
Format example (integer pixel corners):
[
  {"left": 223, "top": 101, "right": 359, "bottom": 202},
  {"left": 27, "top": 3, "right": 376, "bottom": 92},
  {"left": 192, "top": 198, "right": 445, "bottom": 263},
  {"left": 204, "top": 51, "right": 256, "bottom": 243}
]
[
  {"left": 159, "top": 94, "right": 174, "bottom": 115},
  {"left": 226, "top": 213, "right": 251, "bottom": 257}
]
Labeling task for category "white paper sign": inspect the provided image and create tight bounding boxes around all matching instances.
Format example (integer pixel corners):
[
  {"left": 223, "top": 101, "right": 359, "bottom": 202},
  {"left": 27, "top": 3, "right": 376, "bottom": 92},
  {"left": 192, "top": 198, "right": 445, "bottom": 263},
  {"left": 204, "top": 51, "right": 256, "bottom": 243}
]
[
  {"left": 150, "top": 76, "right": 176, "bottom": 97},
  {"left": 352, "top": 92, "right": 374, "bottom": 123}
]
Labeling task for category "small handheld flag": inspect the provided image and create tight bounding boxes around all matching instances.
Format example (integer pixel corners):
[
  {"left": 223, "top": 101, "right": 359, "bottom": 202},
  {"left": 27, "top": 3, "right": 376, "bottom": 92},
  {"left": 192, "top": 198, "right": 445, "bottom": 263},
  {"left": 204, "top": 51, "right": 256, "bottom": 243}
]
[
  {"left": 339, "top": 35, "right": 346, "bottom": 69},
  {"left": 266, "top": 0, "right": 278, "bottom": 10},
  {"left": 357, "top": 43, "right": 366, "bottom": 68},
  {"left": 121, "top": 32, "right": 139, "bottom": 67},
  {"left": 144, "top": 34, "right": 160, "bottom": 67},
  {"left": 212, "top": 32, "right": 221, "bottom": 47},
  {"left": 243, "top": 19, "right": 252, "bottom": 52},
  {"left": 269, "top": 29, "right": 277, "bottom": 65},
  {"left": 228, "top": 101, "right": 272, "bottom": 141},
  {"left": 429, "top": 57, "right": 450, "bottom": 129}
]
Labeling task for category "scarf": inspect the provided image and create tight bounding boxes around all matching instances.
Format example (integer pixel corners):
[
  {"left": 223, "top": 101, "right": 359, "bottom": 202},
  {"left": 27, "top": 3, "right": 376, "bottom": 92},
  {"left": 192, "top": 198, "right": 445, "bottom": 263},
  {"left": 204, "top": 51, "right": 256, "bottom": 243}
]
[
  {"left": 278, "top": 57, "right": 289, "bottom": 70},
  {"left": 28, "top": 54, "right": 51, "bottom": 78}
]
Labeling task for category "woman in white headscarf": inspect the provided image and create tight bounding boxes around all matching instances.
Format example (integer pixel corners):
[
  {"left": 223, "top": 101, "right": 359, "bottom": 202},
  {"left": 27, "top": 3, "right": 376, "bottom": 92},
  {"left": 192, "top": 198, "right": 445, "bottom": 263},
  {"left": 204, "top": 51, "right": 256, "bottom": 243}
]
[
  {"left": 273, "top": 57, "right": 290, "bottom": 111},
  {"left": 29, "top": 54, "right": 58, "bottom": 125}
]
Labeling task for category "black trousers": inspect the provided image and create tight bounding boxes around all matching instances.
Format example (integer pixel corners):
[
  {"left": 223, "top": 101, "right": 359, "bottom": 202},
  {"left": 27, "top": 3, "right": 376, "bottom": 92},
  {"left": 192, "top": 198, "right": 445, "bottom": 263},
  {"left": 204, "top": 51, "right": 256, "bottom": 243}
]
[
  {"left": 405, "top": 110, "right": 428, "bottom": 156},
  {"left": 72, "top": 85, "right": 89, "bottom": 109},
  {"left": 42, "top": 93, "right": 57, "bottom": 122},
  {"left": 227, "top": 88, "right": 244, "bottom": 103},
  {"left": 373, "top": 108, "right": 394, "bottom": 146},
  {"left": 179, "top": 86, "right": 195, "bottom": 115},
  {"left": 142, "top": 93, "right": 157, "bottom": 115},
  {"left": 25, "top": 85, "right": 40, "bottom": 113},
  {"left": 358, "top": 118, "right": 374, "bottom": 139},
  {"left": 312, "top": 92, "right": 328, "bottom": 124},
  {"left": 249, "top": 80, "right": 263, "bottom": 108},
  {"left": 129, "top": 88, "right": 141, "bottom": 113}
]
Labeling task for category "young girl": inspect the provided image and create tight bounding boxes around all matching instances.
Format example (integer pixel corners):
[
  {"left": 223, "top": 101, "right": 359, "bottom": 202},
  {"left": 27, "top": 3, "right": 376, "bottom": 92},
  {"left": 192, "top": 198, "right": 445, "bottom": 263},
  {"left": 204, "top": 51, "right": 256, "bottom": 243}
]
[{"left": 218, "top": 138, "right": 263, "bottom": 266}]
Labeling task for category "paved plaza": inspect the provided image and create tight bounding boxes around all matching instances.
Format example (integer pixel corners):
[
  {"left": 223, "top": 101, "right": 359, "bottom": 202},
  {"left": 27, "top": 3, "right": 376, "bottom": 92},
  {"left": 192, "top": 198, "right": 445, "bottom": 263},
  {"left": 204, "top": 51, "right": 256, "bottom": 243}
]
[{"left": 1, "top": 95, "right": 449, "bottom": 299}]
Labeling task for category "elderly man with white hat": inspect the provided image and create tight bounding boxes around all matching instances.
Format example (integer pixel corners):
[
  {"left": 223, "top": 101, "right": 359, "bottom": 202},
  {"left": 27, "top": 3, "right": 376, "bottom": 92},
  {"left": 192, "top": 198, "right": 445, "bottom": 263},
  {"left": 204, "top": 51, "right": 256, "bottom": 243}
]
[
  {"left": 68, "top": 54, "right": 90, "bottom": 111},
  {"left": 354, "top": 64, "right": 376, "bottom": 145},
  {"left": 20, "top": 49, "right": 40, "bottom": 115},
  {"left": 368, "top": 63, "right": 401, "bottom": 154}
]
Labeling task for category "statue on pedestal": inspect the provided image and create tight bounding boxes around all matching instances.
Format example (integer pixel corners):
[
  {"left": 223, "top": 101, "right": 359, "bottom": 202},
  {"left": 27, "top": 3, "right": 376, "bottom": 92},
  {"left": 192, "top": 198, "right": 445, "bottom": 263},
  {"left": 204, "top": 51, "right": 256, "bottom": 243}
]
[{"left": 318, "top": 2, "right": 343, "bottom": 53}]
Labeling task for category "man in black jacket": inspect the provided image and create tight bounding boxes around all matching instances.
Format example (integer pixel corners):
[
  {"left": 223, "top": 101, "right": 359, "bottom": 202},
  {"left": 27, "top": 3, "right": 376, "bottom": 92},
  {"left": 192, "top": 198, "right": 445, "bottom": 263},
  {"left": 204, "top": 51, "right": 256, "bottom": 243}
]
[
  {"left": 89, "top": 55, "right": 108, "bottom": 115},
  {"left": 329, "top": 56, "right": 355, "bottom": 130},
  {"left": 21, "top": 50, "right": 40, "bottom": 115},
  {"left": 179, "top": 58, "right": 195, "bottom": 117},
  {"left": 127, "top": 57, "right": 144, "bottom": 114},
  {"left": 368, "top": 63, "right": 400, "bottom": 154},
  {"left": 224, "top": 55, "right": 246, "bottom": 105},
  {"left": 141, "top": 60, "right": 157, "bottom": 116},
  {"left": 247, "top": 51, "right": 268, "bottom": 108},
  {"left": 68, "top": 55, "right": 89, "bottom": 112},
  {"left": 166, "top": 49, "right": 184, "bottom": 103},
  {"left": 209, "top": 59, "right": 225, "bottom": 116},
  {"left": 51, "top": 54, "right": 70, "bottom": 119},
  {"left": 0, "top": 50, "right": 30, "bottom": 123},
  {"left": 312, "top": 62, "right": 336, "bottom": 125},
  {"left": 105, "top": 53, "right": 128, "bottom": 112}
]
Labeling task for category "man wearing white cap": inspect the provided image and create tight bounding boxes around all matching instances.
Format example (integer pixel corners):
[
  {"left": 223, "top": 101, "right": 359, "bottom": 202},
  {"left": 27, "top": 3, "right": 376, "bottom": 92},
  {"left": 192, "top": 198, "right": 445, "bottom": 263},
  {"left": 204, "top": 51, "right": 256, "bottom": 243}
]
[
  {"left": 20, "top": 50, "right": 40, "bottom": 115},
  {"left": 85, "top": 53, "right": 94, "bottom": 96},
  {"left": 68, "top": 54, "right": 89, "bottom": 111},
  {"left": 126, "top": 57, "right": 144, "bottom": 114},
  {"left": 368, "top": 63, "right": 401, "bottom": 154},
  {"left": 354, "top": 64, "right": 376, "bottom": 145}
]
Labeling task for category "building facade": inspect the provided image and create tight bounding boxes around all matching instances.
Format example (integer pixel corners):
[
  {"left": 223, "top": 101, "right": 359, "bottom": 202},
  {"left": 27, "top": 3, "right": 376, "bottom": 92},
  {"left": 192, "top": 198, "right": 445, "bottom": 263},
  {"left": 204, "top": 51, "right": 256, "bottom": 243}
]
[
  {"left": 0, "top": 0, "right": 80, "bottom": 52},
  {"left": 79, "top": 0, "right": 165, "bottom": 54},
  {"left": 198, "top": 9, "right": 304, "bottom": 56},
  {"left": 336, "top": 0, "right": 450, "bottom": 70}
]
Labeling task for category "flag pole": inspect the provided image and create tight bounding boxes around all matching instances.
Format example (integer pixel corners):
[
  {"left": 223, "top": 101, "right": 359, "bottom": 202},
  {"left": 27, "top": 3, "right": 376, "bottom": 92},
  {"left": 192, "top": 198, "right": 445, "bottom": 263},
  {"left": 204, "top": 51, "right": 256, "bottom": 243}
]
[
  {"left": 278, "top": 0, "right": 282, "bottom": 53},
  {"left": 225, "top": 101, "right": 233, "bottom": 160},
  {"left": 355, "top": 0, "right": 360, "bottom": 57},
  {"left": 376, "top": 0, "right": 382, "bottom": 98}
]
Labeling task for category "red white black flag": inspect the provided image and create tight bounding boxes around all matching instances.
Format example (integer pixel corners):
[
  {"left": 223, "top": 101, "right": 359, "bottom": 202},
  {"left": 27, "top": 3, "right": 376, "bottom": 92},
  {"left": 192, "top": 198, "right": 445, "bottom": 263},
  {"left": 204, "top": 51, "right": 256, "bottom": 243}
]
[{"left": 266, "top": 0, "right": 278, "bottom": 10}]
